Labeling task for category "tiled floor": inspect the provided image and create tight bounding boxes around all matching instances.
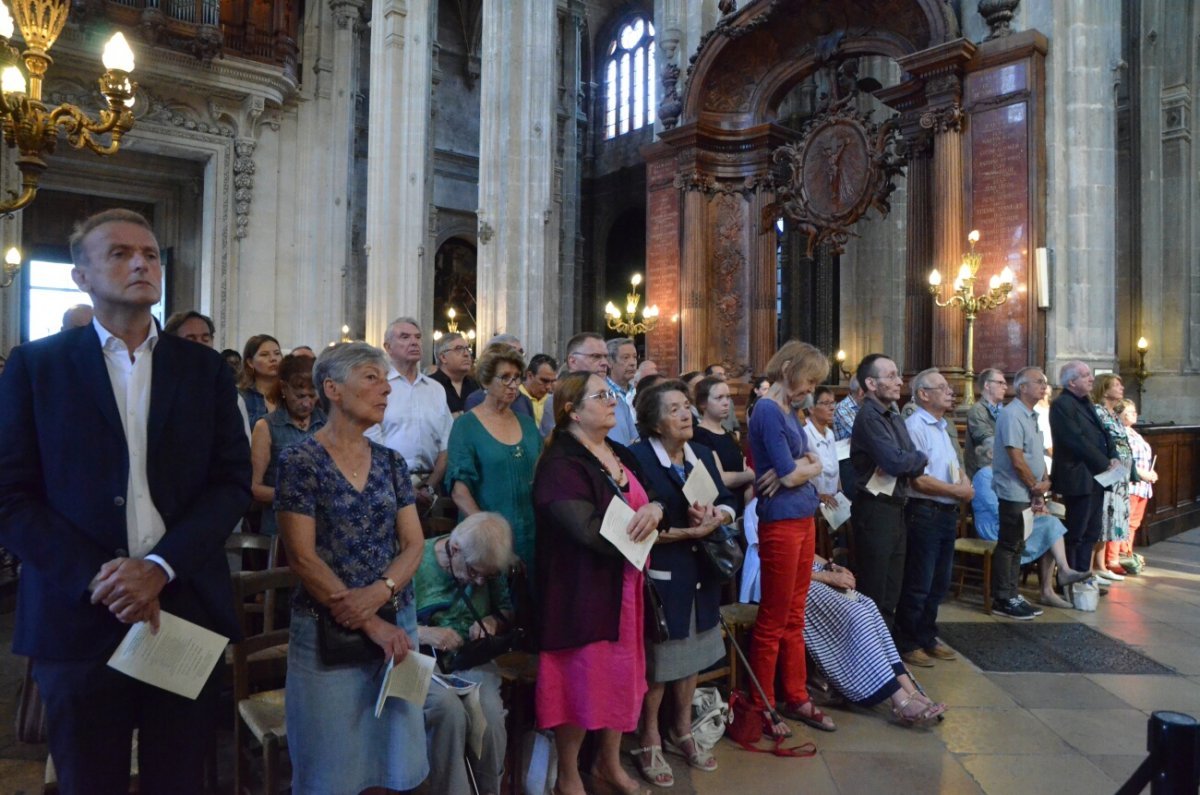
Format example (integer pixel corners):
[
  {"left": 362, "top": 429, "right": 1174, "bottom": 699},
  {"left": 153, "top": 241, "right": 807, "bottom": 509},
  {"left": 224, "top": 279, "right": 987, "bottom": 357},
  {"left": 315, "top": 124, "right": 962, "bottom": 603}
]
[{"left": 4, "top": 529, "right": 1200, "bottom": 794}]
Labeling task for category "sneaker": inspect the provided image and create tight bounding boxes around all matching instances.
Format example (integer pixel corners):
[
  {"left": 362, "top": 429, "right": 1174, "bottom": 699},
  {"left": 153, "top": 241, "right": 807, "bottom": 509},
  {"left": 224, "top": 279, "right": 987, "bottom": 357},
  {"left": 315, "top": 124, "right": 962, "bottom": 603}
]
[
  {"left": 901, "top": 649, "right": 936, "bottom": 668},
  {"left": 1096, "top": 569, "right": 1125, "bottom": 582},
  {"left": 994, "top": 597, "right": 1037, "bottom": 620},
  {"left": 1016, "top": 595, "right": 1044, "bottom": 617}
]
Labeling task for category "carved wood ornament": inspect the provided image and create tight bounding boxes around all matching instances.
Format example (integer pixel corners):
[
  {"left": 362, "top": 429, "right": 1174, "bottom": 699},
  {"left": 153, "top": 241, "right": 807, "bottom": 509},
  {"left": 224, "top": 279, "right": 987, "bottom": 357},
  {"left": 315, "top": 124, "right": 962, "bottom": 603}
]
[{"left": 766, "top": 95, "right": 905, "bottom": 256}]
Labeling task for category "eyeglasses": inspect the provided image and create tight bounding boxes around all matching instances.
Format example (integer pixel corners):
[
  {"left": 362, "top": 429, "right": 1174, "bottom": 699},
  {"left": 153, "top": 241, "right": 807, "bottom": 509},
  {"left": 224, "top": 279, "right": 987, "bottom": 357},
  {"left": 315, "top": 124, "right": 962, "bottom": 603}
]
[
  {"left": 447, "top": 345, "right": 472, "bottom": 355},
  {"left": 495, "top": 375, "right": 521, "bottom": 387},
  {"left": 583, "top": 389, "right": 618, "bottom": 403},
  {"left": 814, "top": 400, "right": 836, "bottom": 407}
]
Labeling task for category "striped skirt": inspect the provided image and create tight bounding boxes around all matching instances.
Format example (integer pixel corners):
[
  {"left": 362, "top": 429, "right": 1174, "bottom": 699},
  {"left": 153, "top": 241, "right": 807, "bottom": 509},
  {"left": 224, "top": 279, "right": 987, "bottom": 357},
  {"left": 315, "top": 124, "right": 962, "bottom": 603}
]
[{"left": 803, "top": 580, "right": 904, "bottom": 705}]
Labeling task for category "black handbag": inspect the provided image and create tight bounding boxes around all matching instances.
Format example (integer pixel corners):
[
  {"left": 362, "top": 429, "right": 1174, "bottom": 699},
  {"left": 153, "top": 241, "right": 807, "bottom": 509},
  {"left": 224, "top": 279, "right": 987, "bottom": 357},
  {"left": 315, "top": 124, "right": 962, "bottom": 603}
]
[
  {"left": 698, "top": 523, "right": 744, "bottom": 581},
  {"left": 317, "top": 602, "right": 399, "bottom": 666},
  {"left": 437, "top": 584, "right": 516, "bottom": 674},
  {"left": 643, "top": 577, "right": 670, "bottom": 643}
]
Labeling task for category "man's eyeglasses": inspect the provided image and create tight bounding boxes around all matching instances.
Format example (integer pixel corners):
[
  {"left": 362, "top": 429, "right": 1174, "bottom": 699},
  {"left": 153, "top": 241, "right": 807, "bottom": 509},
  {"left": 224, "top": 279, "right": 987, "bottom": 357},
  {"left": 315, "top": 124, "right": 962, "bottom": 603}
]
[
  {"left": 583, "top": 389, "right": 618, "bottom": 403},
  {"left": 814, "top": 400, "right": 837, "bottom": 407},
  {"left": 447, "top": 345, "right": 473, "bottom": 355}
]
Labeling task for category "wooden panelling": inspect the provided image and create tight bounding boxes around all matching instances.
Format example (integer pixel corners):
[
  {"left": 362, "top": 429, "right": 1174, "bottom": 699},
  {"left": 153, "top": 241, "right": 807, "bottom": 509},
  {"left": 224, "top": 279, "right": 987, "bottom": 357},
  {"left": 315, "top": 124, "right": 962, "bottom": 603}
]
[{"left": 1139, "top": 425, "right": 1200, "bottom": 545}]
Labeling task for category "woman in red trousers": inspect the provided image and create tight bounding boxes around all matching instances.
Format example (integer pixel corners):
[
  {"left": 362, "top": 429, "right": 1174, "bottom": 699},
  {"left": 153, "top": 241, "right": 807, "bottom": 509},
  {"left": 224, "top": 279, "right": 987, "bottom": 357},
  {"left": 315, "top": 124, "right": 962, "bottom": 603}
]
[{"left": 746, "top": 340, "right": 835, "bottom": 738}]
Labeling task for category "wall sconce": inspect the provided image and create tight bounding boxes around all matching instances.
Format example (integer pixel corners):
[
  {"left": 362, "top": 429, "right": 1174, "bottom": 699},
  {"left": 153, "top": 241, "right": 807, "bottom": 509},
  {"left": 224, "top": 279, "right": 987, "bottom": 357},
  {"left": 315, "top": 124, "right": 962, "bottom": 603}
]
[
  {"left": 833, "top": 349, "right": 852, "bottom": 383},
  {"left": 1133, "top": 336, "right": 1151, "bottom": 394},
  {"left": 0, "top": 245, "right": 20, "bottom": 287},
  {"left": 0, "top": 1, "right": 138, "bottom": 214}
]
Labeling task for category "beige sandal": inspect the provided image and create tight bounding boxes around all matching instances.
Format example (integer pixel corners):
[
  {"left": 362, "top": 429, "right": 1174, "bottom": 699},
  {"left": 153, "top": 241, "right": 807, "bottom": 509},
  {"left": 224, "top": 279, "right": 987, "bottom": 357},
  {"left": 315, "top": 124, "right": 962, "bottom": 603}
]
[
  {"left": 629, "top": 745, "right": 674, "bottom": 788},
  {"left": 664, "top": 729, "right": 717, "bottom": 772}
]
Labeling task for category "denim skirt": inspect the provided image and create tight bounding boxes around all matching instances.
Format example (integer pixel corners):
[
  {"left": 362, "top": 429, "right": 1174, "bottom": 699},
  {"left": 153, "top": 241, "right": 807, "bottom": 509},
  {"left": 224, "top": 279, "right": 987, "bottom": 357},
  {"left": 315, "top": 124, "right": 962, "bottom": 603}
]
[{"left": 286, "top": 606, "right": 429, "bottom": 794}]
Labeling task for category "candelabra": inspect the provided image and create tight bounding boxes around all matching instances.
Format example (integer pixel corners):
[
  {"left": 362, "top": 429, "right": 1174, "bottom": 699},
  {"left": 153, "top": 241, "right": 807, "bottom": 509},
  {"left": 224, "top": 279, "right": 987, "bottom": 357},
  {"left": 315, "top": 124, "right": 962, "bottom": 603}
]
[
  {"left": 446, "top": 308, "right": 459, "bottom": 334},
  {"left": 927, "top": 230, "right": 1014, "bottom": 407},
  {"left": 1132, "top": 336, "right": 1151, "bottom": 396},
  {"left": 0, "top": 0, "right": 138, "bottom": 215},
  {"left": 605, "top": 273, "right": 659, "bottom": 336}
]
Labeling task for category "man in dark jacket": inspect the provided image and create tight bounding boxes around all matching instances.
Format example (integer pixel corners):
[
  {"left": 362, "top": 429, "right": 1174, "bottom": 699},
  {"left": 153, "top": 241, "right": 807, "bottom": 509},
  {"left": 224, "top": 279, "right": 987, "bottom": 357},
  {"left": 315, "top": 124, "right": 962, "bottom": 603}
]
[{"left": 1048, "top": 361, "right": 1120, "bottom": 573}]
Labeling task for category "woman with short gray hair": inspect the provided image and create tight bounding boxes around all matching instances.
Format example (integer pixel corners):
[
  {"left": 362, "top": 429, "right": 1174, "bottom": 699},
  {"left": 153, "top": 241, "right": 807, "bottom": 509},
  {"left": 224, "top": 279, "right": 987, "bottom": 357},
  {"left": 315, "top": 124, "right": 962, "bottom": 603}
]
[
  {"left": 415, "top": 511, "right": 516, "bottom": 795},
  {"left": 275, "top": 341, "right": 428, "bottom": 793}
]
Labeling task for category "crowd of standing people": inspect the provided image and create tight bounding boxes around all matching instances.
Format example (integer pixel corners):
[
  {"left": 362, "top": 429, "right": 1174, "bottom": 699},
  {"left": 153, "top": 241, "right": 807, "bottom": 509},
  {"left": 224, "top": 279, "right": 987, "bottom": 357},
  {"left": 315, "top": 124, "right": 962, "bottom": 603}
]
[{"left": 0, "top": 208, "right": 1160, "bottom": 794}]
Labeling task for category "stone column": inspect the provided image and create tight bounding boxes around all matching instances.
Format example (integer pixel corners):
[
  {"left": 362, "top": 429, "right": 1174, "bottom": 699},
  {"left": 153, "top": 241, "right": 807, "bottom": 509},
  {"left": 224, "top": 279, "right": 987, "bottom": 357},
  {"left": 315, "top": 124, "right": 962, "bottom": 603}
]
[
  {"left": 364, "top": 0, "right": 435, "bottom": 346},
  {"left": 1032, "top": 0, "right": 1121, "bottom": 377},
  {"left": 557, "top": 2, "right": 585, "bottom": 343},
  {"left": 284, "top": 0, "right": 363, "bottom": 348},
  {"left": 476, "top": 0, "right": 558, "bottom": 353},
  {"left": 926, "top": 106, "right": 967, "bottom": 375}
]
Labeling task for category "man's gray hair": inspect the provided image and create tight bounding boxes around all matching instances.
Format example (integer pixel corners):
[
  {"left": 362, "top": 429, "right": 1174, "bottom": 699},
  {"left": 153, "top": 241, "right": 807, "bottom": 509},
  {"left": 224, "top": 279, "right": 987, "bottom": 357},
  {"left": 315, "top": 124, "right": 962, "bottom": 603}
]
[
  {"left": 488, "top": 333, "right": 522, "bottom": 351},
  {"left": 1014, "top": 366, "right": 1044, "bottom": 391},
  {"left": 607, "top": 337, "right": 634, "bottom": 360},
  {"left": 384, "top": 316, "right": 422, "bottom": 346},
  {"left": 68, "top": 208, "right": 155, "bottom": 268},
  {"left": 435, "top": 332, "right": 466, "bottom": 360},
  {"left": 313, "top": 342, "right": 389, "bottom": 413},
  {"left": 1059, "top": 360, "right": 1088, "bottom": 388},
  {"left": 450, "top": 511, "right": 517, "bottom": 573},
  {"left": 911, "top": 367, "right": 941, "bottom": 399},
  {"left": 975, "top": 368, "right": 1003, "bottom": 392}
]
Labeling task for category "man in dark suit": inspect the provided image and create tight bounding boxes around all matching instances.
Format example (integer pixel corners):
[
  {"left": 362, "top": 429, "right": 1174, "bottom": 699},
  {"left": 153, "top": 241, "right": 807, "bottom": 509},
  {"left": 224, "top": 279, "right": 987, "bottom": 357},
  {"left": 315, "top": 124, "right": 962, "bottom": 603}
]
[
  {"left": 1048, "top": 360, "right": 1120, "bottom": 574},
  {"left": 0, "top": 209, "right": 250, "bottom": 794}
]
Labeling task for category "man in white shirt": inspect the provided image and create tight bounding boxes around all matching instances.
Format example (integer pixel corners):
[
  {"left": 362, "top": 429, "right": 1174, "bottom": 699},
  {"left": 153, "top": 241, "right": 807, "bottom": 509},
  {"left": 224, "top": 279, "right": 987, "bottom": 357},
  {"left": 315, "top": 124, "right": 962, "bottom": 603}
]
[
  {"left": 897, "top": 368, "right": 975, "bottom": 667},
  {"left": 0, "top": 209, "right": 250, "bottom": 793},
  {"left": 366, "top": 316, "right": 453, "bottom": 513}
]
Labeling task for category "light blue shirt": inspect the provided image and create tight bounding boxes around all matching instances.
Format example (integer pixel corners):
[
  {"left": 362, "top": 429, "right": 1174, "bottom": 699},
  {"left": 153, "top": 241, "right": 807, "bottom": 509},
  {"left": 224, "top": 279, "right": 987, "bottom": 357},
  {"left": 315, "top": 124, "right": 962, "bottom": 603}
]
[
  {"left": 607, "top": 392, "right": 639, "bottom": 447},
  {"left": 904, "top": 406, "right": 960, "bottom": 505},
  {"left": 992, "top": 398, "right": 1045, "bottom": 502}
]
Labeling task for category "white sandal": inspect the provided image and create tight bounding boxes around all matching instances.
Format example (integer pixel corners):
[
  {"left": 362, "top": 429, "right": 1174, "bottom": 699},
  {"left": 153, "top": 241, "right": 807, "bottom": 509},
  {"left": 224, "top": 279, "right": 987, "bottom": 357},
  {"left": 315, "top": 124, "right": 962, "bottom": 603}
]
[
  {"left": 629, "top": 745, "right": 674, "bottom": 788},
  {"left": 664, "top": 729, "right": 717, "bottom": 772}
]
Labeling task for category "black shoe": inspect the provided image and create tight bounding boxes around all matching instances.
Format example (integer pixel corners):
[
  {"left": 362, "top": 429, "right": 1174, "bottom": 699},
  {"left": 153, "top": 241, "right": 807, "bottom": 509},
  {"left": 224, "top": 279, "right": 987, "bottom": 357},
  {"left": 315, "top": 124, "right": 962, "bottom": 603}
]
[
  {"left": 1016, "top": 595, "right": 1044, "bottom": 617},
  {"left": 994, "top": 597, "right": 1037, "bottom": 620}
]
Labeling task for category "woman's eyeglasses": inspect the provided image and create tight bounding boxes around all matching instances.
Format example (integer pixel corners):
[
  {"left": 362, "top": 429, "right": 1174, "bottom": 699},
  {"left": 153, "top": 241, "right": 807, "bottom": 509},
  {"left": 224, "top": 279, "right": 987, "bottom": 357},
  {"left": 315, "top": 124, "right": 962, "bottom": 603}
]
[
  {"left": 582, "top": 389, "right": 618, "bottom": 403},
  {"left": 495, "top": 375, "right": 521, "bottom": 387}
]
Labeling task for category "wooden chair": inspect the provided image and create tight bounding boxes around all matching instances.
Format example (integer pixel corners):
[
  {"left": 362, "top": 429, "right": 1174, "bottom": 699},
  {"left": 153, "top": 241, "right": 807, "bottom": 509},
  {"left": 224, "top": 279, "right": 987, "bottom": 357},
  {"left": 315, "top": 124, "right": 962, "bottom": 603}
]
[
  {"left": 231, "top": 567, "right": 297, "bottom": 795},
  {"left": 951, "top": 509, "right": 996, "bottom": 614},
  {"left": 494, "top": 651, "right": 539, "bottom": 795},
  {"left": 225, "top": 531, "right": 280, "bottom": 573}
]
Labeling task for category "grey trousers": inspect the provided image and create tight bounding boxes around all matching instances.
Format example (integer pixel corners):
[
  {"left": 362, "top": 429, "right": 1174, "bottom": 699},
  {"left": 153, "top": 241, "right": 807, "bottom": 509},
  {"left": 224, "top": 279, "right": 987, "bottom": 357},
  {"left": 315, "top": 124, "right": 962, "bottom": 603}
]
[{"left": 423, "top": 663, "right": 508, "bottom": 795}]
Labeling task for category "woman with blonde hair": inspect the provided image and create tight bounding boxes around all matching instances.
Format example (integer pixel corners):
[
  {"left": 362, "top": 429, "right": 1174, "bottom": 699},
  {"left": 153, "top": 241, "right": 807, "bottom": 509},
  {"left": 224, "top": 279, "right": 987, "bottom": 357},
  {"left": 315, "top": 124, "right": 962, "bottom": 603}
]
[{"left": 746, "top": 340, "right": 832, "bottom": 738}]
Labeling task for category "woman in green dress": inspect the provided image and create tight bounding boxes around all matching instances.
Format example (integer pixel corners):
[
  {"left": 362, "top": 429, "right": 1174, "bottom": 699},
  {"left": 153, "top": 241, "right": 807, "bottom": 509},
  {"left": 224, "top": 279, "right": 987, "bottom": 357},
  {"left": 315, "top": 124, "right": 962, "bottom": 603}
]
[{"left": 446, "top": 344, "right": 543, "bottom": 580}]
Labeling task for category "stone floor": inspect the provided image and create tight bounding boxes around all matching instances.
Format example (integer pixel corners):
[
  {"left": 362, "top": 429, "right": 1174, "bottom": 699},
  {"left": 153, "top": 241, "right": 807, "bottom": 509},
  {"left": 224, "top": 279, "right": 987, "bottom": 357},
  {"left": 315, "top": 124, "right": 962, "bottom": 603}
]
[{"left": 4, "top": 529, "right": 1200, "bottom": 794}]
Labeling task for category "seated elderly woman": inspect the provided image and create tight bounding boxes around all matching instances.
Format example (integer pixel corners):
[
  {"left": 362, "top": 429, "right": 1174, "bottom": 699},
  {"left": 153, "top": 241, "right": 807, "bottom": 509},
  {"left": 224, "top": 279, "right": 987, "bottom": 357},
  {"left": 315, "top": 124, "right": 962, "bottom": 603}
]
[
  {"left": 629, "top": 379, "right": 736, "bottom": 786},
  {"left": 972, "top": 444, "right": 1090, "bottom": 608},
  {"left": 275, "top": 342, "right": 427, "bottom": 793},
  {"left": 804, "top": 556, "right": 946, "bottom": 726},
  {"left": 415, "top": 511, "right": 518, "bottom": 795}
]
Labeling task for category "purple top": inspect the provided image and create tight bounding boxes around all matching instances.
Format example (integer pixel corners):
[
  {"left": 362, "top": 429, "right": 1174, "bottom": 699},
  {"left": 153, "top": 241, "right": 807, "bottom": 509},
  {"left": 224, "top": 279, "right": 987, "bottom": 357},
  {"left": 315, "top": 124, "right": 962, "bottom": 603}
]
[{"left": 748, "top": 399, "right": 819, "bottom": 522}]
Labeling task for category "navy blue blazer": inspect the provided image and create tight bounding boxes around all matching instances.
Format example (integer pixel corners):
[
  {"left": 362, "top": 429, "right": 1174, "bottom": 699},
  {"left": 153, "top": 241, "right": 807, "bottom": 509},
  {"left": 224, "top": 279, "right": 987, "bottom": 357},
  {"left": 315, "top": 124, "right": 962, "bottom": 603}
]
[
  {"left": 0, "top": 325, "right": 251, "bottom": 660},
  {"left": 629, "top": 439, "right": 737, "bottom": 641}
]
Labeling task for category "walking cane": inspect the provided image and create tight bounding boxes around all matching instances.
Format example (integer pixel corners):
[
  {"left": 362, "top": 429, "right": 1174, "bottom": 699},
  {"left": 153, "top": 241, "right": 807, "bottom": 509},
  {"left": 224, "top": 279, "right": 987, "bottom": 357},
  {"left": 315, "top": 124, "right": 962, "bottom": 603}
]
[{"left": 719, "top": 613, "right": 784, "bottom": 728}]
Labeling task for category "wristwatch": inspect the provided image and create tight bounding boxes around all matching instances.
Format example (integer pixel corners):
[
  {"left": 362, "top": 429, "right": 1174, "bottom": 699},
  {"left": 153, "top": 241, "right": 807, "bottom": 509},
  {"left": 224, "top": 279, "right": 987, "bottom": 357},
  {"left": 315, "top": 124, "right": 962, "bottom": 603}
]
[{"left": 379, "top": 576, "right": 397, "bottom": 597}]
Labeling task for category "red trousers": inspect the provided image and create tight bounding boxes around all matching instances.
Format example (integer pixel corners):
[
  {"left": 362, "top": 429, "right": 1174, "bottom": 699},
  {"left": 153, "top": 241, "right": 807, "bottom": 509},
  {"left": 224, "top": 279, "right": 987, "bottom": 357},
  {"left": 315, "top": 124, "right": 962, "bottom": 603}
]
[{"left": 748, "top": 517, "right": 815, "bottom": 708}]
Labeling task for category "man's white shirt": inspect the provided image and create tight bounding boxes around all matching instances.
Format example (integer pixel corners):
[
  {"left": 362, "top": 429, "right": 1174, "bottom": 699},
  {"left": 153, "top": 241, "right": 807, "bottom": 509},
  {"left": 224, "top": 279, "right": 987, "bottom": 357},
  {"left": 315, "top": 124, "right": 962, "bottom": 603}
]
[
  {"left": 92, "top": 318, "right": 174, "bottom": 580},
  {"left": 365, "top": 364, "right": 453, "bottom": 473}
]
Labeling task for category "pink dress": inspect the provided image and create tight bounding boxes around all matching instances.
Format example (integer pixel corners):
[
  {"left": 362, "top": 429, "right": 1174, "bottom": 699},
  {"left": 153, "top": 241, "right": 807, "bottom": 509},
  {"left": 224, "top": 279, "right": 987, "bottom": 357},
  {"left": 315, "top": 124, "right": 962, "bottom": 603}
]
[{"left": 535, "top": 472, "right": 648, "bottom": 732}]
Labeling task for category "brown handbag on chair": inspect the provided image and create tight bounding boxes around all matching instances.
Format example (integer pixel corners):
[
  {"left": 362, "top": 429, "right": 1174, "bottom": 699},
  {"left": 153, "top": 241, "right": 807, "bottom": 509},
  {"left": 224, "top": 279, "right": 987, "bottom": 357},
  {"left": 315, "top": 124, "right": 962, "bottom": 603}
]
[{"left": 15, "top": 657, "right": 48, "bottom": 744}]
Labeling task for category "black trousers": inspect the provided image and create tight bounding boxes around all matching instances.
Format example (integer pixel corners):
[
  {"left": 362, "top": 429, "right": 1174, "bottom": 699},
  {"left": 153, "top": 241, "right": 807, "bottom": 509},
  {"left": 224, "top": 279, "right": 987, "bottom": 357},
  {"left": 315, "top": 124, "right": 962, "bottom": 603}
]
[
  {"left": 850, "top": 496, "right": 907, "bottom": 631},
  {"left": 33, "top": 655, "right": 221, "bottom": 795},
  {"left": 1062, "top": 483, "right": 1105, "bottom": 572},
  {"left": 994, "top": 499, "right": 1030, "bottom": 601}
]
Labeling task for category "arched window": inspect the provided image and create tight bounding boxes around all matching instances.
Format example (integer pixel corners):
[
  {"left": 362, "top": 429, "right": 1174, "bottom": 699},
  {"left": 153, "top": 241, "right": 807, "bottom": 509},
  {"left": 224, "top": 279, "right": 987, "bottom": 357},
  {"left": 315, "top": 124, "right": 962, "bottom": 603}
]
[{"left": 603, "top": 16, "right": 656, "bottom": 140}]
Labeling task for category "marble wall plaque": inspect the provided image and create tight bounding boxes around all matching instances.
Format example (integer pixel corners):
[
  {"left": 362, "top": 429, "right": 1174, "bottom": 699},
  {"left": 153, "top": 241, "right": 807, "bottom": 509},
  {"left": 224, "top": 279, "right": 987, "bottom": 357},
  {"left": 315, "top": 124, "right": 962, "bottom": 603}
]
[{"left": 968, "top": 64, "right": 1031, "bottom": 375}]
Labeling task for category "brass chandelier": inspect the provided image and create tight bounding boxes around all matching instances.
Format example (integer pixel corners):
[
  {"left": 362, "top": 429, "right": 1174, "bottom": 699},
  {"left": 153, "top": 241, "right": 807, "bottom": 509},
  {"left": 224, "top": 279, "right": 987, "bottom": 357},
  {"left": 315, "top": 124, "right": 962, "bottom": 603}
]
[{"left": 0, "top": 0, "right": 137, "bottom": 214}]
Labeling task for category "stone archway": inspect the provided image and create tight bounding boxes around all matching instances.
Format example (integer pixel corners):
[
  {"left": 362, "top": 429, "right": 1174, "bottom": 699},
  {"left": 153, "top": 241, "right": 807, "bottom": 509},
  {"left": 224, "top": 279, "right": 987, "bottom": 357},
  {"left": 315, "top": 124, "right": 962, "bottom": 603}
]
[{"left": 644, "top": 0, "right": 989, "bottom": 378}]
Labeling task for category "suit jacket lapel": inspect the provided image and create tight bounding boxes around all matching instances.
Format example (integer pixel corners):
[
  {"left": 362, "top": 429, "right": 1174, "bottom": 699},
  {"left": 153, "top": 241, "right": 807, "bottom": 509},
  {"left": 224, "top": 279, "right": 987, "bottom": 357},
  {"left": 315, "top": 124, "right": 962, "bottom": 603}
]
[
  {"left": 70, "top": 325, "right": 124, "bottom": 437},
  {"left": 148, "top": 334, "right": 180, "bottom": 450}
]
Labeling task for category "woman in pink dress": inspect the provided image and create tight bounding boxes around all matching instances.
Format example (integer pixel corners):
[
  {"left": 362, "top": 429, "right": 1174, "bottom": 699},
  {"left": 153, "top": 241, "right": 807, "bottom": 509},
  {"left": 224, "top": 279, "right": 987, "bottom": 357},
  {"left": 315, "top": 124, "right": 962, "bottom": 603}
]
[{"left": 533, "top": 372, "right": 665, "bottom": 795}]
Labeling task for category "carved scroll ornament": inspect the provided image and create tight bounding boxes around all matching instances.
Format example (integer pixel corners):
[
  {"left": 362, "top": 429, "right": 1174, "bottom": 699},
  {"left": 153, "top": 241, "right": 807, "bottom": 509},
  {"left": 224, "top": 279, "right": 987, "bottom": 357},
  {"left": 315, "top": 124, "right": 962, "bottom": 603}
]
[{"left": 766, "top": 101, "right": 905, "bottom": 256}]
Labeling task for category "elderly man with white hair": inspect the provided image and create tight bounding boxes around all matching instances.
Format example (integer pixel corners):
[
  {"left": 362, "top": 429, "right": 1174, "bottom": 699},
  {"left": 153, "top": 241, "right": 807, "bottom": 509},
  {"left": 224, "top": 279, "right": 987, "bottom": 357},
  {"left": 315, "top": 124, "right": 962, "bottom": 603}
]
[
  {"left": 896, "top": 368, "right": 974, "bottom": 666},
  {"left": 1049, "top": 361, "right": 1121, "bottom": 575}
]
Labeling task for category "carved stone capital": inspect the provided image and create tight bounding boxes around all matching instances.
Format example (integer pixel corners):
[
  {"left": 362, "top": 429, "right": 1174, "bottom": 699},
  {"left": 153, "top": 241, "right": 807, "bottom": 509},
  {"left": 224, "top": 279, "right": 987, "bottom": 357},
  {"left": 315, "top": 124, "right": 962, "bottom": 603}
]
[
  {"left": 978, "top": 0, "right": 1021, "bottom": 41},
  {"left": 330, "top": 0, "right": 365, "bottom": 30},
  {"left": 919, "top": 103, "right": 965, "bottom": 134}
]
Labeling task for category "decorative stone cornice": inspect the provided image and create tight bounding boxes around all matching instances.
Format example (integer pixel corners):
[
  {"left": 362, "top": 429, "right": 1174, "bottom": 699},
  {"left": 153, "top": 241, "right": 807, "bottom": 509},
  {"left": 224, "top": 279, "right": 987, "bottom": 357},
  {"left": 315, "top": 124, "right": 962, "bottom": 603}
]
[{"left": 919, "top": 103, "right": 965, "bottom": 134}]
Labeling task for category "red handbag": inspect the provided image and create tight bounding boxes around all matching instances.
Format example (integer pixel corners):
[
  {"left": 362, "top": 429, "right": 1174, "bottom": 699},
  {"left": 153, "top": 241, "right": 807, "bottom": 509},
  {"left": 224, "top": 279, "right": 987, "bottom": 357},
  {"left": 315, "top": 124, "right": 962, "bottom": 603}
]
[{"left": 726, "top": 691, "right": 816, "bottom": 758}]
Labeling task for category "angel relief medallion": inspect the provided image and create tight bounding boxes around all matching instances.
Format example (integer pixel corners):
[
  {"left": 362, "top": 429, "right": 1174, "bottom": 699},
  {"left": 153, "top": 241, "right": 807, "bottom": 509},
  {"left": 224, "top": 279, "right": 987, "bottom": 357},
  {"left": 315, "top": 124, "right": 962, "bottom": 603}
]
[{"left": 767, "top": 98, "right": 905, "bottom": 256}]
